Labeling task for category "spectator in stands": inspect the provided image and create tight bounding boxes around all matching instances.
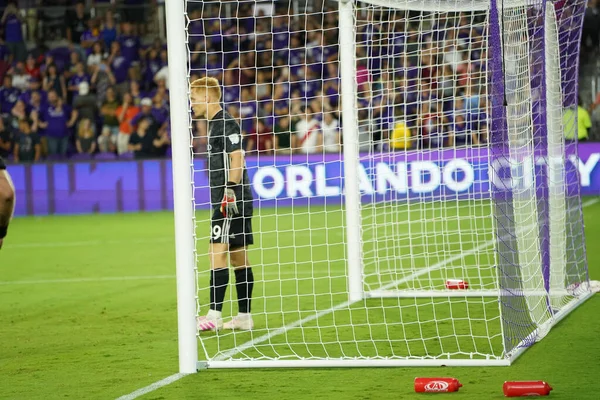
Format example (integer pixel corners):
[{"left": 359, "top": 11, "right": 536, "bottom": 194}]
[
  {"left": 91, "top": 59, "right": 116, "bottom": 106},
  {"left": 132, "top": 97, "right": 161, "bottom": 130},
  {"left": 80, "top": 19, "right": 101, "bottom": 55},
  {"left": 67, "top": 63, "right": 90, "bottom": 102},
  {"left": 11, "top": 99, "right": 27, "bottom": 122},
  {"left": 66, "top": 2, "right": 89, "bottom": 59},
  {"left": 19, "top": 78, "right": 47, "bottom": 112},
  {"left": 129, "top": 80, "right": 143, "bottom": 106},
  {"left": 101, "top": 10, "right": 118, "bottom": 49},
  {"left": 27, "top": 90, "right": 45, "bottom": 118},
  {"left": 73, "top": 82, "right": 97, "bottom": 127},
  {"left": 97, "top": 87, "right": 120, "bottom": 153},
  {"left": 245, "top": 119, "right": 273, "bottom": 155},
  {"left": 43, "top": 64, "right": 67, "bottom": 102},
  {"left": 38, "top": 90, "right": 78, "bottom": 157},
  {"left": 119, "top": 22, "right": 142, "bottom": 64},
  {"left": 0, "top": 118, "right": 13, "bottom": 158},
  {"left": 13, "top": 118, "right": 41, "bottom": 163},
  {"left": 151, "top": 94, "right": 169, "bottom": 127},
  {"left": 564, "top": 96, "right": 592, "bottom": 142},
  {"left": 76, "top": 119, "right": 96, "bottom": 155},
  {"left": 1, "top": 75, "right": 20, "bottom": 114},
  {"left": 451, "top": 114, "right": 470, "bottom": 147},
  {"left": 128, "top": 117, "right": 159, "bottom": 159},
  {"left": 2, "top": 2, "right": 26, "bottom": 63},
  {"left": 295, "top": 110, "right": 322, "bottom": 154},
  {"left": 390, "top": 112, "right": 412, "bottom": 151},
  {"left": 11, "top": 61, "right": 29, "bottom": 91},
  {"left": 67, "top": 51, "right": 82, "bottom": 78},
  {"left": 116, "top": 92, "right": 139, "bottom": 154},
  {"left": 274, "top": 115, "right": 295, "bottom": 154},
  {"left": 142, "top": 47, "right": 162, "bottom": 91},
  {"left": 321, "top": 111, "right": 341, "bottom": 153},
  {"left": 108, "top": 42, "right": 130, "bottom": 95},
  {"left": 239, "top": 87, "right": 257, "bottom": 134},
  {"left": 122, "top": 0, "right": 147, "bottom": 36},
  {"left": 87, "top": 42, "right": 105, "bottom": 69},
  {"left": 25, "top": 55, "right": 41, "bottom": 81}
]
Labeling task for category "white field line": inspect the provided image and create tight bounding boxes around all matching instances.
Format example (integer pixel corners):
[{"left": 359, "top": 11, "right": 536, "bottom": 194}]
[{"left": 114, "top": 373, "right": 189, "bottom": 400}]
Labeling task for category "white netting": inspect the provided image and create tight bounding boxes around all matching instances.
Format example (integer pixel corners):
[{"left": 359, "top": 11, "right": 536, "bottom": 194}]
[{"left": 181, "top": 0, "right": 590, "bottom": 365}]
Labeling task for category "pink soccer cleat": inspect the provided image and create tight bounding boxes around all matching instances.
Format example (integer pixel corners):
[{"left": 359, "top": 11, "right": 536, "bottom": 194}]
[
  {"left": 196, "top": 314, "right": 223, "bottom": 331},
  {"left": 223, "top": 314, "right": 254, "bottom": 331}
]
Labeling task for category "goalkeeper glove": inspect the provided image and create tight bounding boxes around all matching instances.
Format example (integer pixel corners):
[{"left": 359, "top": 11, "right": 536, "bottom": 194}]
[{"left": 220, "top": 182, "right": 240, "bottom": 217}]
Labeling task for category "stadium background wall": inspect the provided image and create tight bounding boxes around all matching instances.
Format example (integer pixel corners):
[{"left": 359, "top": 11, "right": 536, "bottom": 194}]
[{"left": 7, "top": 143, "right": 600, "bottom": 217}]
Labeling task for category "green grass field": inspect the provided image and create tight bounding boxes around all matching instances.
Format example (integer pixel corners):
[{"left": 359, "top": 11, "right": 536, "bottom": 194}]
[{"left": 1, "top": 198, "right": 599, "bottom": 399}]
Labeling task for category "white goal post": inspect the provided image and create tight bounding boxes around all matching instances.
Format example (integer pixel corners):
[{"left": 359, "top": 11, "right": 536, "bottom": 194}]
[{"left": 166, "top": 0, "right": 592, "bottom": 372}]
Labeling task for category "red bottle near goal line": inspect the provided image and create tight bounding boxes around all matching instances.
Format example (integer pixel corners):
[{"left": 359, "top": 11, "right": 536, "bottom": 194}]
[
  {"left": 445, "top": 279, "right": 469, "bottom": 290},
  {"left": 503, "top": 381, "right": 552, "bottom": 397},
  {"left": 414, "top": 377, "right": 462, "bottom": 393}
]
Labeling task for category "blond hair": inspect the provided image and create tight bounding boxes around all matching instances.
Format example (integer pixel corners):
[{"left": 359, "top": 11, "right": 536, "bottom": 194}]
[{"left": 190, "top": 77, "right": 222, "bottom": 102}]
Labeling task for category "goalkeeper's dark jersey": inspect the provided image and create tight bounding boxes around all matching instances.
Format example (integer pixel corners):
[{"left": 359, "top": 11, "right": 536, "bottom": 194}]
[{"left": 208, "top": 109, "right": 253, "bottom": 216}]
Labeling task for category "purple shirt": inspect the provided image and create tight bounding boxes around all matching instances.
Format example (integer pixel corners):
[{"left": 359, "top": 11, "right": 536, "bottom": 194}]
[
  {"left": 151, "top": 107, "right": 169, "bottom": 126},
  {"left": 131, "top": 109, "right": 167, "bottom": 128},
  {"left": 4, "top": 14, "right": 23, "bottom": 43},
  {"left": 272, "top": 27, "right": 289, "bottom": 50},
  {"left": 111, "top": 55, "right": 130, "bottom": 83},
  {"left": 143, "top": 57, "right": 163, "bottom": 82},
  {"left": 19, "top": 90, "right": 48, "bottom": 111},
  {"left": 68, "top": 74, "right": 90, "bottom": 90},
  {"left": 119, "top": 35, "right": 141, "bottom": 63},
  {"left": 1, "top": 87, "right": 21, "bottom": 113},
  {"left": 42, "top": 104, "right": 72, "bottom": 138},
  {"left": 81, "top": 30, "right": 100, "bottom": 44},
  {"left": 223, "top": 86, "right": 240, "bottom": 104},
  {"left": 296, "top": 79, "right": 320, "bottom": 100},
  {"left": 274, "top": 98, "right": 289, "bottom": 115},
  {"left": 101, "top": 27, "right": 117, "bottom": 48},
  {"left": 188, "top": 20, "right": 204, "bottom": 45},
  {"left": 288, "top": 48, "right": 305, "bottom": 77},
  {"left": 206, "top": 60, "right": 222, "bottom": 77}
]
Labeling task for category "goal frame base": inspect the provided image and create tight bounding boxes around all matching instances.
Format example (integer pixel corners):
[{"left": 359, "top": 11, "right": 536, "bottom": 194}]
[
  {"left": 196, "top": 289, "right": 595, "bottom": 370},
  {"left": 365, "top": 289, "right": 577, "bottom": 298}
]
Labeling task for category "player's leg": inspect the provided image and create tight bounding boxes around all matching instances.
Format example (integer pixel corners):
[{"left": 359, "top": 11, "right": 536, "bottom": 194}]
[
  {"left": 223, "top": 216, "right": 255, "bottom": 330},
  {"left": 223, "top": 246, "right": 254, "bottom": 330},
  {"left": 197, "top": 209, "right": 231, "bottom": 331},
  {"left": 0, "top": 165, "right": 16, "bottom": 250}
]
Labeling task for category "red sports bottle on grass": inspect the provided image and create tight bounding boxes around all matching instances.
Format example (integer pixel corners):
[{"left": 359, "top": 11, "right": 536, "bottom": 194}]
[
  {"left": 445, "top": 279, "right": 469, "bottom": 290},
  {"left": 503, "top": 381, "right": 553, "bottom": 397},
  {"left": 414, "top": 377, "right": 462, "bottom": 393}
]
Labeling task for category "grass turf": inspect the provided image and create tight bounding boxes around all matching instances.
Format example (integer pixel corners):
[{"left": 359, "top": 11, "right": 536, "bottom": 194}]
[{"left": 0, "top": 199, "right": 598, "bottom": 399}]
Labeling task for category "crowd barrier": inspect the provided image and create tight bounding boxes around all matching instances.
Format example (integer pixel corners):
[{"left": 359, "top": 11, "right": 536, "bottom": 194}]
[{"left": 8, "top": 143, "right": 600, "bottom": 216}]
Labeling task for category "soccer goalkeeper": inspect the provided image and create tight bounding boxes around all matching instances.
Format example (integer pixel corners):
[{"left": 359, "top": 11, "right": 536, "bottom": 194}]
[
  {"left": 191, "top": 77, "right": 255, "bottom": 331},
  {"left": 0, "top": 156, "right": 15, "bottom": 250}
]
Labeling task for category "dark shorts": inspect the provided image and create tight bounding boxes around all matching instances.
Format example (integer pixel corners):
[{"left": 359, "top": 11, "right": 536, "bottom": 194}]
[
  {"left": 0, "top": 156, "right": 5, "bottom": 170},
  {"left": 210, "top": 207, "right": 254, "bottom": 248}
]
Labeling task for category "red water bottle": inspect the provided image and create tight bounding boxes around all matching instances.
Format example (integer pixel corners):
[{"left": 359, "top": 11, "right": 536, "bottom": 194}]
[
  {"left": 414, "top": 377, "right": 462, "bottom": 393},
  {"left": 446, "top": 279, "right": 469, "bottom": 290},
  {"left": 503, "top": 381, "right": 552, "bottom": 397}
]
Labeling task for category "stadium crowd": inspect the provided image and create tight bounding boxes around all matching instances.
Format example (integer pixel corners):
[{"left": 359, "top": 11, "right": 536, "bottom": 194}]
[{"left": 0, "top": 0, "right": 598, "bottom": 164}]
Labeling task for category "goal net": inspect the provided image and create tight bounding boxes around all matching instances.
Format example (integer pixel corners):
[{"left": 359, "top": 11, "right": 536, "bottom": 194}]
[{"left": 170, "top": 0, "right": 592, "bottom": 368}]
